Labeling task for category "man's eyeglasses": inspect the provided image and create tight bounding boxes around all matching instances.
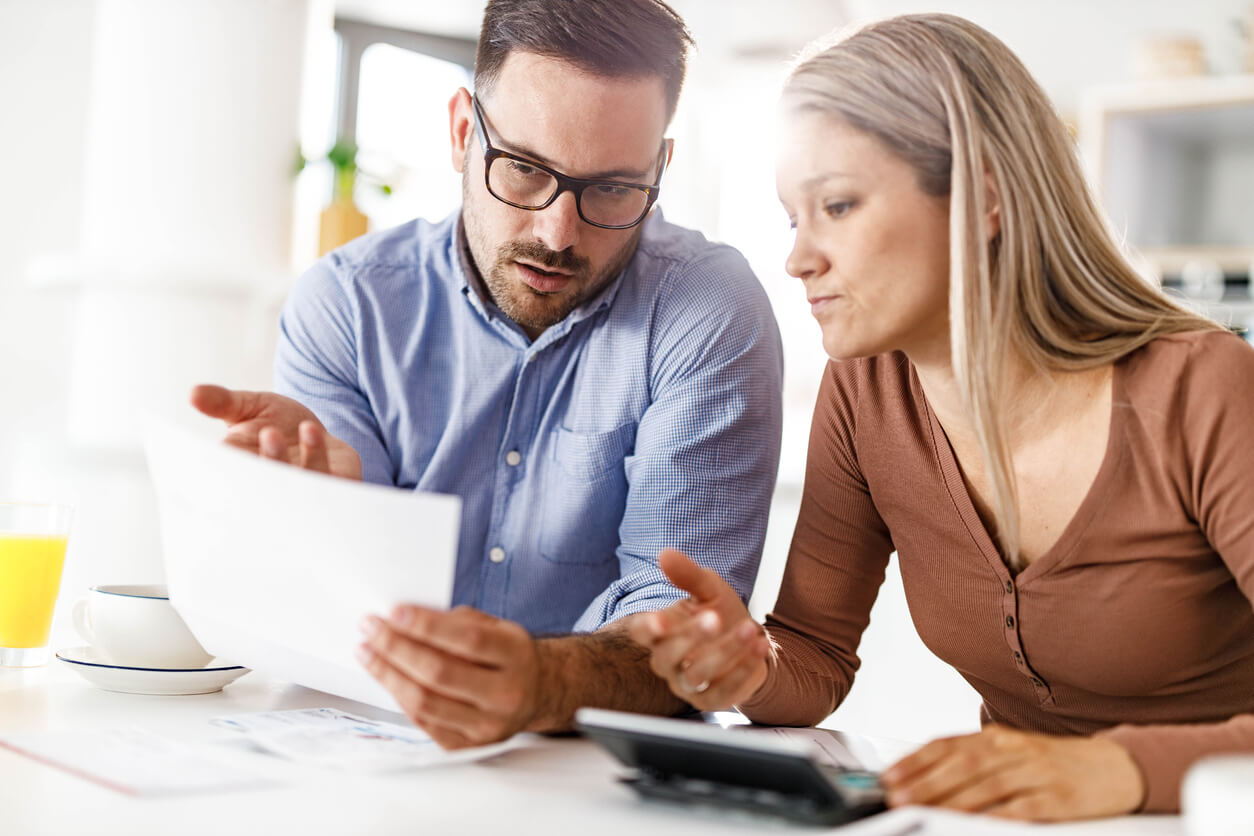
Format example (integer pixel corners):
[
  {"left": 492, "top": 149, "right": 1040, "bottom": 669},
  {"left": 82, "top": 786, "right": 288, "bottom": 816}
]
[{"left": 471, "top": 96, "right": 666, "bottom": 230}]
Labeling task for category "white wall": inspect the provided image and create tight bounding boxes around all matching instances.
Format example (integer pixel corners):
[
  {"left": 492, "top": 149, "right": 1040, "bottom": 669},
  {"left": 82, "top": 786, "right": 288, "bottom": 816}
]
[
  {"left": 850, "top": 0, "right": 1251, "bottom": 115},
  {"left": 0, "top": 1, "right": 100, "bottom": 652},
  {"left": 0, "top": 0, "right": 92, "bottom": 425}
]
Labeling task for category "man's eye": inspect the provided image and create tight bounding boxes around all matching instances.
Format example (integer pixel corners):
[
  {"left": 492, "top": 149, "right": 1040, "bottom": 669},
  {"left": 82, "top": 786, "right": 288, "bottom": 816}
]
[
  {"left": 824, "top": 200, "right": 855, "bottom": 219},
  {"left": 507, "top": 160, "right": 543, "bottom": 178},
  {"left": 594, "top": 184, "right": 633, "bottom": 198}
]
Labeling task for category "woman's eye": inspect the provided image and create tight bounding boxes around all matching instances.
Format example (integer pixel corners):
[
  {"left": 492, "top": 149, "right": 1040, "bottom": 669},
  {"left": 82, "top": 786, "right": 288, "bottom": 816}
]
[{"left": 824, "top": 200, "right": 854, "bottom": 219}]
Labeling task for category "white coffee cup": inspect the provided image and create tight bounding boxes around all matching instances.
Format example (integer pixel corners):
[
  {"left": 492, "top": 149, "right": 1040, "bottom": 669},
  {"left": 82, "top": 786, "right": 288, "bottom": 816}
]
[{"left": 72, "top": 584, "right": 213, "bottom": 669}]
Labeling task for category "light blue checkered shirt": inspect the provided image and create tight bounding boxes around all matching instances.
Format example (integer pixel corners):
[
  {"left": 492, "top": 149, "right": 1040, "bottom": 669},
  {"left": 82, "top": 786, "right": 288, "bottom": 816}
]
[{"left": 274, "top": 209, "right": 783, "bottom": 634}]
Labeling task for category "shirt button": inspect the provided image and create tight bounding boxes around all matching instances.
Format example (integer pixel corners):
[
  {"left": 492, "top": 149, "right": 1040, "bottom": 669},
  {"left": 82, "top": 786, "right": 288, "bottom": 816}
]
[
  {"left": 1031, "top": 677, "right": 1044, "bottom": 687},
  {"left": 489, "top": 547, "right": 506, "bottom": 563},
  {"left": 1005, "top": 580, "right": 1014, "bottom": 593},
  {"left": 505, "top": 450, "right": 522, "bottom": 466},
  {"left": 1005, "top": 615, "right": 1015, "bottom": 628},
  {"left": 1013, "top": 651, "right": 1023, "bottom": 663}
]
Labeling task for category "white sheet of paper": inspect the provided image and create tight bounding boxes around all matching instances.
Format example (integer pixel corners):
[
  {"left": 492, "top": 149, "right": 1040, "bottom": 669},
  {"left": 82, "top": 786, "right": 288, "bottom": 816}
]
[
  {"left": 752, "top": 726, "right": 865, "bottom": 769},
  {"left": 212, "top": 708, "right": 518, "bottom": 771},
  {"left": 0, "top": 727, "right": 270, "bottom": 797},
  {"left": 143, "top": 413, "right": 462, "bottom": 712}
]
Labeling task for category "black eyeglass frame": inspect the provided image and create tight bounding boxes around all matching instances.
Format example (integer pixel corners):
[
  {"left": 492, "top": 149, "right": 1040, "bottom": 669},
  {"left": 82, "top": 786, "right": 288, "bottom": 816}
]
[{"left": 471, "top": 95, "right": 667, "bottom": 231}]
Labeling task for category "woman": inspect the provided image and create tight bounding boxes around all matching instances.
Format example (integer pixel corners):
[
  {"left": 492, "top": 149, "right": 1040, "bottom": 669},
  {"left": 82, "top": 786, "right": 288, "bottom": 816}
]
[{"left": 630, "top": 13, "right": 1254, "bottom": 821}]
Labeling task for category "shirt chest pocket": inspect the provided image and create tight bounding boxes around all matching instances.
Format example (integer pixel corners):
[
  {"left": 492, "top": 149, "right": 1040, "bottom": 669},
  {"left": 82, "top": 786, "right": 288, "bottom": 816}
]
[{"left": 538, "top": 423, "right": 634, "bottom": 564}]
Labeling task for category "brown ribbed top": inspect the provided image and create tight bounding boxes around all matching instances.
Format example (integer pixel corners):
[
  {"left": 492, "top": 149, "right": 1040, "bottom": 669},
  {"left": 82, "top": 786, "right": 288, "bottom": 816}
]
[{"left": 739, "top": 331, "right": 1254, "bottom": 813}]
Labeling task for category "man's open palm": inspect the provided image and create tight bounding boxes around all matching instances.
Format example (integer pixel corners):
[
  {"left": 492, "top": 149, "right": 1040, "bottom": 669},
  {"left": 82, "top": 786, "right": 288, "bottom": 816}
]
[{"left": 190, "top": 385, "right": 363, "bottom": 480}]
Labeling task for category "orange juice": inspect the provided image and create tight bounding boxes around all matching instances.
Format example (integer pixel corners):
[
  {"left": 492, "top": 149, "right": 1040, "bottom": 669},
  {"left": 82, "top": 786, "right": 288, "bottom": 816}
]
[{"left": 0, "top": 534, "right": 69, "bottom": 648}]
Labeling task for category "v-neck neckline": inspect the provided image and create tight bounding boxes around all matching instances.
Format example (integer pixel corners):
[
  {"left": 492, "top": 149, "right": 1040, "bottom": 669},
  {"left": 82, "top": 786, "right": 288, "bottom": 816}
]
[{"left": 915, "top": 358, "right": 1129, "bottom": 584}]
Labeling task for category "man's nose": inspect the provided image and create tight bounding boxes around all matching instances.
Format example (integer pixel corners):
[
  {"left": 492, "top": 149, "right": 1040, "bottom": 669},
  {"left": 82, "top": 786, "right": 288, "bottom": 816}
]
[{"left": 532, "top": 190, "right": 581, "bottom": 254}]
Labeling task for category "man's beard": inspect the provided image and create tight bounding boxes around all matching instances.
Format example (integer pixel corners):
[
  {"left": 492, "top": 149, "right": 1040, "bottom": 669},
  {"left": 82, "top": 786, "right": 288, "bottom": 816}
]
[{"left": 462, "top": 173, "right": 642, "bottom": 336}]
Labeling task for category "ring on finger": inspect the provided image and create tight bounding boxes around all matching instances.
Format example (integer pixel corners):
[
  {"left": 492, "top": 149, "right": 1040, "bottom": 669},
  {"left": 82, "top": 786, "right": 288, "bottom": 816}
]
[{"left": 682, "top": 674, "right": 710, "bottom": 694}]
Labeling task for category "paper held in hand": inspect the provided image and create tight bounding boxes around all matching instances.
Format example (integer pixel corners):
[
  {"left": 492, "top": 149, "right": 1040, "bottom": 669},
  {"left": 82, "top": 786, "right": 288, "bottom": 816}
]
[{"left": 142, "top": 413, "right": 461, "bottom": 712}]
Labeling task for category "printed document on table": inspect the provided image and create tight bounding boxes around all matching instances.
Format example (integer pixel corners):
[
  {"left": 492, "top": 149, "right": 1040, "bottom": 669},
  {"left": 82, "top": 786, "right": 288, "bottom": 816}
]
[
  {"left": 0, "top": 727, "right": 271, "bottom": 796},
  {"left": 212, "top": 708, "right": 519, "bottom": 771},
  {"left": 143, "top": 413, "right": 462, "bottom": 712}
]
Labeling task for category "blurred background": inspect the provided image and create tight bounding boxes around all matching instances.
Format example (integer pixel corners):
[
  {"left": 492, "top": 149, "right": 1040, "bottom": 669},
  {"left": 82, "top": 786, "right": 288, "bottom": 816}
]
[{"left": 2, "top": 0, "right": 1252, "bottom": 743}]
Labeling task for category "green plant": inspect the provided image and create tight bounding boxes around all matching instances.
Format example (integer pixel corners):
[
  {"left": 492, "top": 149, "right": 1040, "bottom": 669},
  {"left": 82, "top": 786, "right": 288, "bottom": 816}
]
[{"left": 293, "top": 140, "right": 393, "bottom": 203}]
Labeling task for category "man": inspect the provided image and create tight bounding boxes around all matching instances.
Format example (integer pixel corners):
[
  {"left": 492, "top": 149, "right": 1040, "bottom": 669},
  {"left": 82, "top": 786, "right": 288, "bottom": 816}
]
[{"left": 193, "top": 0, "right": 782, "bottom": 749}]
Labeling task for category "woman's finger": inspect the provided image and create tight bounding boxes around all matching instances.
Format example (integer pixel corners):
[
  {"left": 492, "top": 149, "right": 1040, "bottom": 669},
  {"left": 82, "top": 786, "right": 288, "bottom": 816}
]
[
  {"left": 884, "top": 734, "right": 969, "bottom": 786},
  {"left": 926, "top": 759, "right": 1047, "bottom": 813},
  {"left": 677, "top": 617, "right": 763, "bottom": 690},
  {"left": 627, "top": 599, "right": 698, "bottom": 645},
  {"left": 658, "top": 549, "right": 738, "bottom": 605},
  {"left": 982, "top": 789, "right": 1056, "bottom": 822},
  {"left": 686, "top": 634, "right": 771, "bottom": 710},
  {"left": 886, "top": 729, "right": 1031, "bottom": 807},
  {"left": 647, "top": 610, "right": 730, "bottom": 685}
]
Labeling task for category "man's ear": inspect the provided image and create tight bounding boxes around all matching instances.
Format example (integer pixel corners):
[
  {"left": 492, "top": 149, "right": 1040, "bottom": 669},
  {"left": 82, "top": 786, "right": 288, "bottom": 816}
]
[
  {"left": 664, "top": 137, "right": 675, "bottom": 170},
  {"left": 449, "top": 87, "right": 474, "bottom": 174},
  {"left": 984, "top": 167, "right": 1001, "bottom": 242}
]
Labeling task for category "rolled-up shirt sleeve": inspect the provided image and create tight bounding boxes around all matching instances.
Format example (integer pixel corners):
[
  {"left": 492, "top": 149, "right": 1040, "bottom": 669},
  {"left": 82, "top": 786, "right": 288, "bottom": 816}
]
[
  {"left": 573, "top": 246, "right": 784, "bottom": 631},
  {"left": 273, "top": 254, "right": 395, "bottom": 484}
]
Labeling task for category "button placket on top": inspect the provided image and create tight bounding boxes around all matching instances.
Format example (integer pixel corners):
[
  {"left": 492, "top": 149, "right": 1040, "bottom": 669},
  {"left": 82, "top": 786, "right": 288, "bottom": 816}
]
[
  {"left": 1000, "top": 575, "right": 1052, "bottom": 703},
  {"left": 478, "top": 351, "right": 538, "bottom": 614}
]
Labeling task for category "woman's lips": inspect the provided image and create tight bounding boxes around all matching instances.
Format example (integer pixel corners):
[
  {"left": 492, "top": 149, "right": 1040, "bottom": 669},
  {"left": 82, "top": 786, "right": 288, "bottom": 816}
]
[
  {"left": 809, "top": 295, "right": 841, "bottom": 315},
  {"left": 515, "top": 261, "right": 573, "bottom": 293}
]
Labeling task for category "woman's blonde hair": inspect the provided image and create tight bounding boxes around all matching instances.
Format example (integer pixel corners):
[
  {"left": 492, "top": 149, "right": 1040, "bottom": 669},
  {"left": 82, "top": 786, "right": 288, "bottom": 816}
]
[{"left": 785, "top": 14, "right": 1220, "bottom": 570}]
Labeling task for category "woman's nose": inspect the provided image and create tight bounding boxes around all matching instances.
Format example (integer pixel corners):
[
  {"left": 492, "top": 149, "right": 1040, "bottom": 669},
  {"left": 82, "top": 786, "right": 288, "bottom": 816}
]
[{"left": 785, "top": 226, "right": 828, "bottom": 281}]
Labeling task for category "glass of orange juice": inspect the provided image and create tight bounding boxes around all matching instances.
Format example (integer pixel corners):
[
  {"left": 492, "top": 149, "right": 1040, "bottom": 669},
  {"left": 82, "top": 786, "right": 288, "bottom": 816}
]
[{"left": 0, "top": 502, "right": 73, "bottom": 667}]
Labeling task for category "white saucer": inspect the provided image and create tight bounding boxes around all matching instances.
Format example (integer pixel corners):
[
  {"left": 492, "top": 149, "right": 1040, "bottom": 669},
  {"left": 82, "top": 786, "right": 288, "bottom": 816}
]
[{"left": 55, "top": 646, "right": 250, "bottom": 696}]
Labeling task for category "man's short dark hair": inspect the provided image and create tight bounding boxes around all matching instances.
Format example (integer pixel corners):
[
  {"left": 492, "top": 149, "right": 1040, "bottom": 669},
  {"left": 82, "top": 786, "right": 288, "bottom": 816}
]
[{"left": 475, "top": 0, "right": 694, "bottom": 124}]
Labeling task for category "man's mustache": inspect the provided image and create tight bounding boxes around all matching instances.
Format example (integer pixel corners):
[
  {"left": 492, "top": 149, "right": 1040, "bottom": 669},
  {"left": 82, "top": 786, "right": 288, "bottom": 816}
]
[{"left": 500, "top": 241, "right": 590, "bottom": 275}]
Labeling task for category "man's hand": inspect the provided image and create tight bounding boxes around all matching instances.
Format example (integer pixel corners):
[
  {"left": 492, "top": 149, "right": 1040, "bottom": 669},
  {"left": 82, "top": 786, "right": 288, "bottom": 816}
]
[
  {"left": 189, "top": 384, "right": 362, "bottom": 480},
  {"left": 881, "top": 725, "right": 1146, "bottom": 821},
  {"left": 357, "top": 605, "right": 541, "bottom": 749},
  {"left": 627, "top": 549, "right": 771, "bottom": 711}
]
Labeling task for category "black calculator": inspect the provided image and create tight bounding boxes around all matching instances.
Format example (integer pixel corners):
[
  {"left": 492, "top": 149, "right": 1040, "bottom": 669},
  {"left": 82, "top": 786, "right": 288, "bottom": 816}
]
[{"left": 576, "top": 708, "right": 887, "bottom": 827}]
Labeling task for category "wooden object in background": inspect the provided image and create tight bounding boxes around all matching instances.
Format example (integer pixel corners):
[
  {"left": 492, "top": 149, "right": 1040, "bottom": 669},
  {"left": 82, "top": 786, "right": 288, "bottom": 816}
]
[
  {"left": 1131, "top": 36, "right": 1206, "bottom": 79},
  {"left": 318, "top": 199, "right": 369, "bottom": 256}
]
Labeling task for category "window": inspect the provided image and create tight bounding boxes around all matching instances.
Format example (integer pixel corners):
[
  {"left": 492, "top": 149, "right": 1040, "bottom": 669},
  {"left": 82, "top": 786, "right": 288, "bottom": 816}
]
[{"left": 354, "top": 44, "right": 471, "bottom": 231}]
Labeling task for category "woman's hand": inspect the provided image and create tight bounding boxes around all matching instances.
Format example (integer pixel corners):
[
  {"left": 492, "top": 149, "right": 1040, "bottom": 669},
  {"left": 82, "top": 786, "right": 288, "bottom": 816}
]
[
  {"left": 628, "top": 549, "right": 772, "bottom": 711},
  {"left": 881, "top": 725, "right": 1145, "bottom": 821}
]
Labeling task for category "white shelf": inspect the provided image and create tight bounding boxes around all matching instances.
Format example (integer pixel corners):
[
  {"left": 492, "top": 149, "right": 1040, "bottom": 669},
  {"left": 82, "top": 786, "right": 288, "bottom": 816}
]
[
  {"left": 1081, "top": 75, "right": 1254, "bottom": 276},
  {"left": 1081, "top": 74, "right": 1254, "bottom": 116}
]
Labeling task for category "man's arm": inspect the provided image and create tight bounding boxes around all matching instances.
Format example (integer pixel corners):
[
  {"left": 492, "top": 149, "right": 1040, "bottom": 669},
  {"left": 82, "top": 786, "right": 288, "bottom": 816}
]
[
  {"left": 572, "top": 243, "right": 785, "bottom": 630},
  {"left": 532, "top": 627, "right": 686, "bottom": 729}
]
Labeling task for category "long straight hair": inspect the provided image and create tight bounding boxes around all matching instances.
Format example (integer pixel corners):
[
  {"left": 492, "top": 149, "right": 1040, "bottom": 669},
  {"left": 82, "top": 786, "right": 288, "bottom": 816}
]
[{"left": 785, "top": 14, "right": 1221, "bottom": 570}]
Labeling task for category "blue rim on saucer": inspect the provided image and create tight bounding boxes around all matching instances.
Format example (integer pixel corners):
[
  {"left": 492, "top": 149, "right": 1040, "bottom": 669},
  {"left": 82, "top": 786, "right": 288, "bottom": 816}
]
[
  {"left": 90, "top": 585, "right": 169, "bottom": 600},
  {"left": 56, "top": 649, "right": 245, "bottom": 673}
]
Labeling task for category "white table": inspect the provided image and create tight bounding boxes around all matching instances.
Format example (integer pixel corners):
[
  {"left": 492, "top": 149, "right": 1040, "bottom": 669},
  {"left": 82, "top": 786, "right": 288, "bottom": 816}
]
[{"left": 0, "top": 662, "right": 1182, "bottom": 835}]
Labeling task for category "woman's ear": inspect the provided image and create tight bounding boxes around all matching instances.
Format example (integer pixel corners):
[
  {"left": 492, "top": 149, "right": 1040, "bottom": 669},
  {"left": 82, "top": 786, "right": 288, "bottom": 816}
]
[
  {"left": 448, "top": 88, "right": 474, "bottom": 174},
  {"left": 984, "top": 168, "right": 1001, "bottom": 242}
]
